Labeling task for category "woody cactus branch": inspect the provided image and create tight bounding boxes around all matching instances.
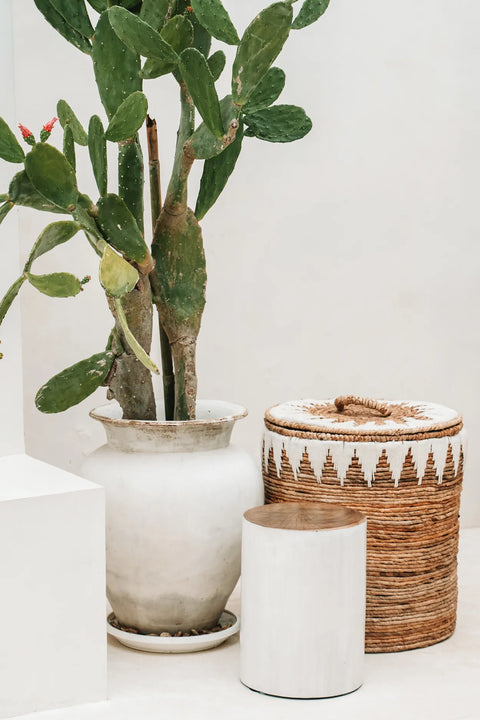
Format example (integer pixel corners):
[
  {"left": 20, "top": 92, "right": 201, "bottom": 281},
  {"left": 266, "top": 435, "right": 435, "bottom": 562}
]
[
  {"left": 151, "top": 82, "right": 206, "bottom": 420},
  {"left": 147, "top": 115, "right": 175, "bottom": 421}
]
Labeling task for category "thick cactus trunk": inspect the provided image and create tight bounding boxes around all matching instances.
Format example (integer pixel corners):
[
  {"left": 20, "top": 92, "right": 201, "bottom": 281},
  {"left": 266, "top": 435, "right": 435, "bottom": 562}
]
[
  {"left": 152, "top": 204, "right": 205, "bottom": 420},
  {"left": 151, "top": 83, "right": 206, "bottom": 420},
  {"left": 107, "top": 272, "right": 156, "bottom": 420},
  {"left": 170, "top": 334, "right": 198, "bottom": 421}
]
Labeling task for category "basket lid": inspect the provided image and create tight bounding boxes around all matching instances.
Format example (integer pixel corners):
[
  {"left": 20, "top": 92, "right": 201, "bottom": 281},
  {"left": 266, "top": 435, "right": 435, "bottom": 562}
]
[{"left": 265, "top": 396, "right": 463, "bottom": 439}]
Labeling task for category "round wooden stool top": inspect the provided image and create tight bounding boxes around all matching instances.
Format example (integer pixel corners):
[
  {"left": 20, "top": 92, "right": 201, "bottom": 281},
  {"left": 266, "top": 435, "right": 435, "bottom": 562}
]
[{"left": 244, "top": 502, "right": 365, "bottom": 531}]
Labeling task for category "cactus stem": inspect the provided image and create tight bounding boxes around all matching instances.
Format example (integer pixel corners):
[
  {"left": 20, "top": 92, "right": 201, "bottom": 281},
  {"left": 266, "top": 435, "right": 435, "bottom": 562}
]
[
  {"left": 147, "top": 114, "right": 175, "bottom": 421},
  {"left": 163, "top": 82, "right": 195, "bottom": 215},
  {"left": 107, "top": 274, "right": 157, "bottom": 420},
  {"left": 151, "top": 80, "right": 205, "bottom": 421},
  {"left": 170, "top": 334, "right": 197, "bottom": 421},
  {"left": 146, "top": 116, "right": 162, "bottom": 212}
]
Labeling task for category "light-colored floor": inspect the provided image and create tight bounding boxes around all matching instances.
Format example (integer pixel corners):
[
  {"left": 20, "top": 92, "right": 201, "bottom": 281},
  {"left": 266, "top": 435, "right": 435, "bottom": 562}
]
[{"left": 17, "top": 529, "right": 480, "bottom": 720}]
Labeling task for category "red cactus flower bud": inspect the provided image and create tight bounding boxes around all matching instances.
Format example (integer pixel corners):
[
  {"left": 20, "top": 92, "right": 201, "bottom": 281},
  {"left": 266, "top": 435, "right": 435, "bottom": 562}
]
[
  {"left": 43, "top": 117, "right": 58, "bottom": 133},
  {"left": 186, "top": 5, "right": 193, "bottom": 11},
  {"left": 19, "top": 124, "right": 35, "bottom": 145},
  {"left": 18, "top": 124, "right": 32, "bottom": 139}
]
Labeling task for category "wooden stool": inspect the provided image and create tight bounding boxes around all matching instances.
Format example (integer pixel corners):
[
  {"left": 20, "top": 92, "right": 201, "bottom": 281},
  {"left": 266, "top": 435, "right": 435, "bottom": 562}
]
[{"left": 240, "top": 502, "right": 366, "bottom": 699}]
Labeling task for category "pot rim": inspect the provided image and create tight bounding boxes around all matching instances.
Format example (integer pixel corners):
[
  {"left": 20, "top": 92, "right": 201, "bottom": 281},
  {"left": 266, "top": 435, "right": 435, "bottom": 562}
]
[{"left": 89, "top": 399, "right": 248, "bottom": 428}]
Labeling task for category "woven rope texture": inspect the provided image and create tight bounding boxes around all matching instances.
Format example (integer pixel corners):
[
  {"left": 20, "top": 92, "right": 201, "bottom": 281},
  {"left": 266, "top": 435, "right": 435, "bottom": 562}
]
[{"left": 263, "top": 432, "right": 463, "bottom": 653}]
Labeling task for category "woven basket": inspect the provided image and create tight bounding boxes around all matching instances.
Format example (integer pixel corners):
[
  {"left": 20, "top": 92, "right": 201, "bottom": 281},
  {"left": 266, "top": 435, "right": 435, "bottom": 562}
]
[{"left": 263, "top": 395, "right": 465, "bottom": 653}]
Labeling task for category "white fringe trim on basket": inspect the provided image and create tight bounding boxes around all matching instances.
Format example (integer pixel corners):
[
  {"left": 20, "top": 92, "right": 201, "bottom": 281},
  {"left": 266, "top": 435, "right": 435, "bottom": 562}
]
[{"left": 263, "top": 429, "right": 467, "bottom": 487}]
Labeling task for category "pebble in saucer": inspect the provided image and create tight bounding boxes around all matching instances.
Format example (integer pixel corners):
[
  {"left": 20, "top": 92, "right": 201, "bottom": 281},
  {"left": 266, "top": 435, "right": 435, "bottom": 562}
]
[{"left": 107, "top": 610, "right": 239, "bottom": 653}]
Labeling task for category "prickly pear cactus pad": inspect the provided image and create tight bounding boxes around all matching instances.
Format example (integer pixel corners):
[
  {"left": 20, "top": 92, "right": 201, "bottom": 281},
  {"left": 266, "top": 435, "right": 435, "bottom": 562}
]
[{"left": 1, "top": 0, "right": 332, "bottom": 421}]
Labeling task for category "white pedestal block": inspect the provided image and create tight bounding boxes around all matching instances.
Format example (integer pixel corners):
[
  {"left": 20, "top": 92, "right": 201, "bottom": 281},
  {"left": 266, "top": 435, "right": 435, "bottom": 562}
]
[
  {"left": 0, "top": 454, "right": 107, "bottom": 719},
  {"left": 241, "top": 502, "right": 367, "bottom": 699}
]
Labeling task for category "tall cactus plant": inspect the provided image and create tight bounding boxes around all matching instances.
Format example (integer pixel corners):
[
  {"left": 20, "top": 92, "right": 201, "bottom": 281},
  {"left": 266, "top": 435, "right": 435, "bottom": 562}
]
[{"left": 0, "top": 0, "right": 330, "bottom": 421}]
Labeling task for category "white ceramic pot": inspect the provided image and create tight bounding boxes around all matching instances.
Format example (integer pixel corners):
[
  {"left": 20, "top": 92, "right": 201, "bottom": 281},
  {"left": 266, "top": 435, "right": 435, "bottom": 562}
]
[{"left": 81, "top": 400, "right": 263, "bottom": 634}]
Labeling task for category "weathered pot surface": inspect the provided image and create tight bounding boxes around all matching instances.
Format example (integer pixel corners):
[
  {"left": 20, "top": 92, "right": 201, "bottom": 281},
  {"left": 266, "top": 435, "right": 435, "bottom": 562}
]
[
  {"left": 89, "top": 399, "right": 248, "bottom": 453},
  {"left": 82, "top": 400, "right": 263, "bottom": 634}
]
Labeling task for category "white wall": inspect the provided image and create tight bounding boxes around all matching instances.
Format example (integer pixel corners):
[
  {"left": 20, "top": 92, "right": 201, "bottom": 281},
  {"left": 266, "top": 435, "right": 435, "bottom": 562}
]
[
  {"left": 0, "top": 0, "right": 24, "bottom": 455},
  {"left": 7, "top": 0, "right": 480, "bottom": 525}
]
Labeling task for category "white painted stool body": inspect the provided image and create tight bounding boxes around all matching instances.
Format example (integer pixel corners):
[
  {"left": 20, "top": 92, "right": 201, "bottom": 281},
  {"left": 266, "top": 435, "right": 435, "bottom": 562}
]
[{"left": 240, "top": 502, "right": 366, "bottom": 699}]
